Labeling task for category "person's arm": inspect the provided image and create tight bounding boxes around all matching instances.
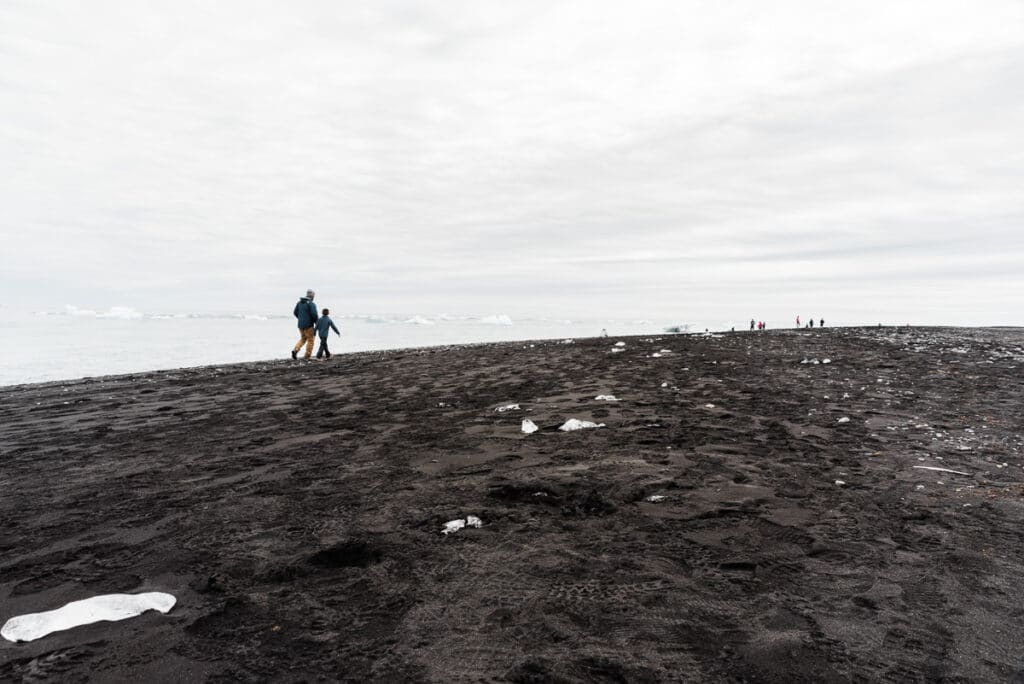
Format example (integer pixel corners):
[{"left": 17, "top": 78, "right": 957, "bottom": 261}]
[
  {"left": 310, "top": 302, "right": 319, "bottom": 323},
  {"left": 331, "top": 321, "right": 340, "bottom": 336}
]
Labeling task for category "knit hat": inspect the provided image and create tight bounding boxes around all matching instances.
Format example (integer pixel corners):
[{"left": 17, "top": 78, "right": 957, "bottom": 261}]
[{"left": 306, "top": 289, "right": 315, "bottom": 298}]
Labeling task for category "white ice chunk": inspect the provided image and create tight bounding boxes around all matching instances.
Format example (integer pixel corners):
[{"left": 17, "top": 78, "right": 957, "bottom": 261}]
[
  {"left": 521, "top": 419, "right": 539, "bottom": 434},
  {"left": 2, "top": 592, "right": 176, "bottom": 643},
  {"left": 495, "top": 403, "right": 520, "bottom": 412},
  {"left": 913, "top": 466, "right": 970, "bottom": 476},
  {"left": 615, "top": 341, "right": 626, "bottom": 347},
  {"left": 704, "top": 403, "right": 716, "bottom": 409},
  {"left": 645, "top": 495, "right": 667, "bottom": 502},
  {"left": 610, "top": 347, "right": 625, "bottom": 353},
  {"left": 595, "top": 395, "right": 619, "bottom": 401},
  {"left": 837, "top": 417, "right": 851, "bottom": 423},
  {"left": 442, "top": 516, "right": 483, "bottom": 535},
  {"left": 822, "top": 359, "right": 832, "bottom": 364},
  {"left": 835, "top": 480, "right": 846, "bottom": 486},
  {"left": 559, "top": 419, "right": 605, "bottom": 431},
  {"left": 442, "top": 519, "right": 465, "bottom": 535}
]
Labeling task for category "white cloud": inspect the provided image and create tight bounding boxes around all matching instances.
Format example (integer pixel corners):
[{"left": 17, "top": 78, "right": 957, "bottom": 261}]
[{"left": 1, "top": 0, "right": 1021, "bottom": 323}]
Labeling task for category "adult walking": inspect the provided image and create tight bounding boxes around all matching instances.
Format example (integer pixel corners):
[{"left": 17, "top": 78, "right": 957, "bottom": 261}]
[{"left": 291, "top": 289, "right": 319, "bottom": 360}]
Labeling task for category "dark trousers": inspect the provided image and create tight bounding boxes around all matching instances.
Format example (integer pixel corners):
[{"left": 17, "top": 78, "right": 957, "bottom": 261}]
[{"left": 316, "top": 336, "right": 331, "bottom": 358}]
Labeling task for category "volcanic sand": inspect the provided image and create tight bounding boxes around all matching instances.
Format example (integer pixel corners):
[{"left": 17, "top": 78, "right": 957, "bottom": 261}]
[{"left": 1, "top": 327, "right": 1023, "bottom": 681}]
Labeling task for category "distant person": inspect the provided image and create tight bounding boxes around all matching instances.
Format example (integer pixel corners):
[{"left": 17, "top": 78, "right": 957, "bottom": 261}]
[
  {"left": 601, "top": 328, "right": 608, "bottom": 337},
  {"left": 291, "top": 289, "right": 319, "bottom": 360},
  {"left": 796, "top": 315, "right": 800, "bottom": 328},
  {"left": 810, "top": 319, "right": 814, "bottom": 328},
  {"left": 750, "top": 318, "right": 755, "bottom": 331},
  {"left": 315, "top": 308, "right": 341, "bottom": 359},
  {"left": 820, "top": 318, "right": 825, "bottom": 327}
]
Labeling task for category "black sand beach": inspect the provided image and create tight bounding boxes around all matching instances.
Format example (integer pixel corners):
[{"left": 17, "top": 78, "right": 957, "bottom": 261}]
[{"left": 2, "top": 327, "right": 1023, "bottom": 681}]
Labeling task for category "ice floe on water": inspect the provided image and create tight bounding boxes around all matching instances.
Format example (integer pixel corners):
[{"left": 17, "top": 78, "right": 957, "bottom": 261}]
[
  {"left": 480, "top": 315, "right": 514, "bottom": 326},
  {"left": 441, "top": 515, "right": 483, "bottom": 535},
  {"left": 521, "top": 419, "right": 539, "bottom": 434},
  {"left": 595, "top": 395, "right": 619, "bottom": 401},
  {"left": 559, "top": 419, "right": 605, "bottom": 431},
  {"left": 495, "top": 403, "right": 520, "bottom": 412},
  {"left": 1, "top": 592, "right": 176, "bottom": 643}
]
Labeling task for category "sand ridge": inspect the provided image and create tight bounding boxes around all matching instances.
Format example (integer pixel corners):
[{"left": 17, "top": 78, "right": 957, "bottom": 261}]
[{"left": 1, "top": 327, "right": 1023, "bottom": 681}]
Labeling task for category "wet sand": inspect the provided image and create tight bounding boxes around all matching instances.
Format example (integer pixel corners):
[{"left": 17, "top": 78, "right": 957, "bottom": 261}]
[{"left": 1, "top": 326, "right": 1023, "bottom": 681}]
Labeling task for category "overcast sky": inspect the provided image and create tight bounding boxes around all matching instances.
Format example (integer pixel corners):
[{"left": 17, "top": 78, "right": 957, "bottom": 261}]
[{"left": 1, "top": 1, "right": 1021, "bottom": 323}]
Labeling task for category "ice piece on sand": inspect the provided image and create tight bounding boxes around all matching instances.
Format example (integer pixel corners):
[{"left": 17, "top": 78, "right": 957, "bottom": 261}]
[
  {"left": 704, "top": 403, "right": 716, "bottom": 409},
  {"left": 822, "top": 359, "right": 832, "bottom": 364},
  {"left": 651, "top": 353, "right": 662, "bottom": 358},
  {"left": 645, "top": 495, "right": 667, "bottom": 502},
  {"left": 912, "top": 466, "right": 970, "bottom": 476},
  {"left": 615, "top": 341, "right": 626, "bottom": 347},
  {"left": 837, "top": 417, "right": 851, "bottom": 423},
  {"left": 521, "top": 419, "right": 539, "bottom": 434},
  {"left": 835, "top": 480, "right": 846, "bottom": 486},
  {"left": 610, "top": 347, "right": 625, "bottom": 353},
  {"left": 442, "top": 516, "right": 483, "bottom": 535},
  {"left": 559, "top": 419, "right": 605, "bottom": 431},
  {"left": 2, "top": 592, "right": 176, "bottom": 643},
  {"left": 595, "top": 395, "right": 619, "bottom": 401},
  {"left": 495, "top": 403, "right": 520, "bottom": 412}
]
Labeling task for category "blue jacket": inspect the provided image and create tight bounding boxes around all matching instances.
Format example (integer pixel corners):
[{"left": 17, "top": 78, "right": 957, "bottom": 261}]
[
  {"left": 294, "top": 297, "right": 318, "bottom": 329},
  {"left": 316, "top": 315, "right": 340, "bottom": 338}
]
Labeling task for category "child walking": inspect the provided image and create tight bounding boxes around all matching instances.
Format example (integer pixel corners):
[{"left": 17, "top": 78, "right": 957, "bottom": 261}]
[{"left": 315, "top": 308, "right": 341, "bottom": 359}]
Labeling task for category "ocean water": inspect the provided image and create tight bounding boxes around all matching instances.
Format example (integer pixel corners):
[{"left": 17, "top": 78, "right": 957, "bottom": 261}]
[{"left": 0, "top": 308, "right": 686, "bottom": 387}]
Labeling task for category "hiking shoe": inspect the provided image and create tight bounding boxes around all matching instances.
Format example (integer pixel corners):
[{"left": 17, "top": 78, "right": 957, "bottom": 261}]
[{"left": 291, "top": 350, "right": 298, "bottom": 360}]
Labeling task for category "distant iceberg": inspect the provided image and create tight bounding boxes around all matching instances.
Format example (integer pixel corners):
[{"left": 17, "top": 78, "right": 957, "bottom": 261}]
[
  {"left": 98, "top": 307, "right": 143, "bottom": 320},
  {"left": 64, "top": 305, "right": 143, "bottom": 320},
  {"left": 404, "top": 315, "right": 436, "bottom": 325},
  {"left": 480, "top": 315, "right": 514, "bottom": 326}
]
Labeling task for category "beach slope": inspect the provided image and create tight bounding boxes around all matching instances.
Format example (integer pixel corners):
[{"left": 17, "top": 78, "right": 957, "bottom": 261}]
[{"left": 1, "top": 327, "right": 1023, "bottom": 681}]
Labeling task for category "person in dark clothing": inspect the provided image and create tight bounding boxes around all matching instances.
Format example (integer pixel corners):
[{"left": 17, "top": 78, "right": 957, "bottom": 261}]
[
  {"left": 820, "top": 318, "right": 825, "bottom": 327},
  {"left": 750, "top": 318, "right": 755, "bottom": 331},
  {"left": 291, "top": 289, "right": 319, "bottom": 359},
  {"left": 315, "top": 308, "right": 341, "bottom": 359},
  {"left": 810, "top": 318, "right": 814, "bottom": 328}
]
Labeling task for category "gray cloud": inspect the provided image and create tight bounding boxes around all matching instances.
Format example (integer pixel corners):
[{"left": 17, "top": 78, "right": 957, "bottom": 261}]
[{"left": 1, "top": 0, "right": 1022, "bottom": 324}]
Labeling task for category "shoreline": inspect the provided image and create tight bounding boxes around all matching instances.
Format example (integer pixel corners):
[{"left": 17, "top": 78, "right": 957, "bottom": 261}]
[{"left": 4, "top": 324, "right": 1020, "bottom": 391}]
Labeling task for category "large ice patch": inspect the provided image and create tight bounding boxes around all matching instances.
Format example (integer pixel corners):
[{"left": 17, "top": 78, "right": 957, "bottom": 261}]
[
  {"left": 2, "top": 592, "right": 176, "bottom": 643},
  {"left": 559, "top": 419, "right": 605, "bottom": 431}
]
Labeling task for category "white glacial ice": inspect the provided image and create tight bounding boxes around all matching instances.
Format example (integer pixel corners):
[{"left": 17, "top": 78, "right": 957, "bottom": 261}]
[
  {"left": 480, "top": 315, "right": 514, "bottom": 325},
  {"left": 495, "top": 403, "right": 520, "bottom": 412},
  {"left": 441, "top": 516, "right": 484, "bottom": 535},
  {"left": 1, "top": 592, "right": 176, "bottom": 643},
  {"left": 595, "top": 395, "right": 619, "bottom": 401},
  {"left": 559, "top": 419, "right": 605, "bottom": 431},
  {"left": 521, "top": 419, "right": 539, "bottom": 434}
]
